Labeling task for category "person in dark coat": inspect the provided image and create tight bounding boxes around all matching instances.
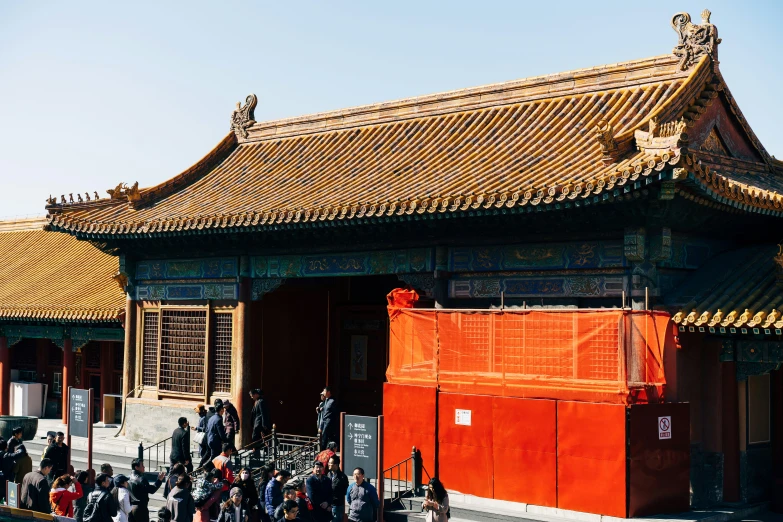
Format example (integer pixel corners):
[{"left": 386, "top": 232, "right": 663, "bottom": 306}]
[
  {"left": 318, "top": 387, "right": 337, "bottom": 450},
  {"left": 249, "top": 389, "right": 270, "bottom": 444},
  {"left": 87, "top": 473, "right": 119, "bottom": 522},
  {"left": 20, "top": 458, "right": 53, "bottom": 514},
  {"left": 217, "top": 488, "right": 248, "bottom": 522},
  {"left": 305, "top": 462, "right": 331, "bottom": 522},
  {"left": 222, "top": 400, "right": 240, "bottom": 447},
  {"left": 290, "top": 479, "right": 314, "bottom": 522},
  {"left": 128, "top": 458, "right": 166, "bottom": 522},
  {"left": 328, "top": 456, "right": 348, "bottom": 522},
  {"left": 42, "top": 432, "right": 69, "bottom": 484},
  {"left": 170, "top": 417, "right": 193, "bottom": 473},
  {"left": 166, "top": 475, "right": 195, "bottom": 522},
  {"left": 207, "top": 402, "right": 229, "bottom": 462},
  {"left": 232, "top": 468, "right": 259, "bottom": 522},
  {"left": 164, "top": 463, "right": 187, "bottom": 499},
  {"left": 195, "top": 406, "right": 212, "bottom": 469},
  {"left": 73, "top": 470, "right": 94, "bottom": 522},
  {"left": 0, "top": 439, "right": 7, "bottom": 500},
  {"left": 345, "top": 468, "right": 378, "bottom": 522},
  {"left": 264, "top": 470, "right": 291, "bottom": 518}
]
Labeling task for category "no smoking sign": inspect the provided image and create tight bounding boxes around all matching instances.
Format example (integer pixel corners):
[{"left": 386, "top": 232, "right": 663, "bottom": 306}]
[{"left": 658, "top": 416, "right": 672, "bottom": 440}]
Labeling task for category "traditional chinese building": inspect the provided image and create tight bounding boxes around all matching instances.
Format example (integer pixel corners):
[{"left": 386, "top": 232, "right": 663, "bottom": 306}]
[
  {"left": 45, "top": 11, "right": 782, "bottom": 510},
  {"left": 0, "top": 218, "right": 126, "bottom": 423}
]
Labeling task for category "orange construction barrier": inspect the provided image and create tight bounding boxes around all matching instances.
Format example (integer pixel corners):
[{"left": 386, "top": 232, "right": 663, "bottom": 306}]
[{"left": 387, "top": 290, "right": 669, "bottom": 404}]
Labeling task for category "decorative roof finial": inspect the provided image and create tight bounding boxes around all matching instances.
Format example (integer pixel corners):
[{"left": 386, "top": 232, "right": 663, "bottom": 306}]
[
  {"left": 671, "top": 10, "right": 721, "bottom": 71},
  {"left": 230, "top": 94, "right": 258, "bottom": 140},
  {"left": 594, "top": 120, "right": 620, "bottom": 165}
]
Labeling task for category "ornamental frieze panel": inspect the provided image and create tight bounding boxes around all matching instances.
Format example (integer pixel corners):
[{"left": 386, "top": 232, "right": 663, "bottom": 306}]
[
  {"left": 449, "top": 275, "right": 624, "bottom": 299},
  {"left": 448, "top": 241, "right": 624, "bottom": 273},
  {"left": 251, "top": 248, "right": 433, "bottom": 279},
  {"left": 136, "top": 258, "right": 238, "bottom": 281},
  {"left": 0, "top": 326, "right": 124, "bottom": 350},
  {"left": 136, "top": 283, "right": 238, "bottom": 301}
]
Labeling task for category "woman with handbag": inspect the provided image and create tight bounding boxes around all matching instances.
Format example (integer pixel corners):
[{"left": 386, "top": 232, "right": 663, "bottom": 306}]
[{"left": 421, "top": 478, "right": 449, "bottom": 522}]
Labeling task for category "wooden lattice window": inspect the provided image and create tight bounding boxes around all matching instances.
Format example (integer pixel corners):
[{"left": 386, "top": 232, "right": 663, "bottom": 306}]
[
  {"left": 211, "top": 313, "right": 233, "bottom": 393},
  {"left": 142, "top": 311, "right": 159, "bottom": 387},
  {"left": 159, "top": 309, "right": 207, "bottom": 395}
]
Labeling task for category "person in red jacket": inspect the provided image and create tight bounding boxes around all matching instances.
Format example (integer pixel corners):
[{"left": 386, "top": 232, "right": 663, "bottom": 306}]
[{"left": 49, "top": 474, "right": 83, "bottom": 517}]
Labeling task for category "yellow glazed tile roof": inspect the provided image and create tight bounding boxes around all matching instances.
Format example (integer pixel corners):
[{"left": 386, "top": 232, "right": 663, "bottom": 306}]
[
  {"left": 0, "top": 227, "right": 125, "bottom": 323},
  {"left": 670, "top": 245, "right": 783, "bottom": 330},
  {"left": 45, "top": 17, "right": 783, "bottom": 236}
]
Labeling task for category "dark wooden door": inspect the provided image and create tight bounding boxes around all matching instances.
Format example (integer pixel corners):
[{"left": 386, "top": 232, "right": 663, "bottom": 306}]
[
  {"left": 260, "top": 287, "right": 329, "bottom": 436},
  {"left": 336, "top": 306, "right": 388, "bottom": 418}
]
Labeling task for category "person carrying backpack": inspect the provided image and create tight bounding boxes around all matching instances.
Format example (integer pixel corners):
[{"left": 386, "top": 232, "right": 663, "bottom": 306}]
[
  {"left": 83, "top": 473, "right": 119, "bottom": 522},
  {"left": 193, "top": 469, "right": 225, "bottom": 522}
]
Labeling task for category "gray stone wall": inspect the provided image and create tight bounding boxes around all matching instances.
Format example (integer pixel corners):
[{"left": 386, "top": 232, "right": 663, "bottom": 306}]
[
  {"left": 690, "top": 444, "right": 723, "bottom": 508},
  {"left": 124, "top": 401, "right": 202, "bottom": 444}
]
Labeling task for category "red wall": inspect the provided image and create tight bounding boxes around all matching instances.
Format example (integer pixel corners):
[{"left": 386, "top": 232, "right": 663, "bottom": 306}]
[
  {"left": 557, "top": 401, "right": 627, "bottom": 517},
  {"left": 383, "top": 383, "right": 437, "bottom": 475},
  {"left": 438, "top": 393, "right": 494, "bottom": 498},
  {"left": 383, "top": 390, "right": 689, "bottom": 518},
  {"left": 492, "top": 397, "right": 557, "bottom": 507}
]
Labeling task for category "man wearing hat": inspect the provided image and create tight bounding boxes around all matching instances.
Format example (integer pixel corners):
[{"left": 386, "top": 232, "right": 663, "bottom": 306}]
[{"left": 249, "top": 389, "right": 270, "bottom": 449}]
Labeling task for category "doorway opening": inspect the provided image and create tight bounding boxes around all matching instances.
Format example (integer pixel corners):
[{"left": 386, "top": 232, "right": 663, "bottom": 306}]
[{"left": 249, "top": 275, "right": 403, "bottom": 435}]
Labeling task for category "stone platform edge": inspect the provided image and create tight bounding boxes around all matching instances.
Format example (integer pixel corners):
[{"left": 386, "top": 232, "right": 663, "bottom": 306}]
[{"left": 443, "top": 492, "right": 770, "bottom": 522}]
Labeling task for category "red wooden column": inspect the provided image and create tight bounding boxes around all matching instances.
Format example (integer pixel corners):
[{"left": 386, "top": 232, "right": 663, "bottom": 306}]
[
  {"left": 62, "top": 339, "right": 74, "bottom": 424},
  {"left": 100, "top": 341, "right": 112, "bottom": 423},
  {"left": 234, "top": 276, "right": 251, "bottom": 447},
  {"left": 0, "top": 337, "right": 10, "bottom": 415}
]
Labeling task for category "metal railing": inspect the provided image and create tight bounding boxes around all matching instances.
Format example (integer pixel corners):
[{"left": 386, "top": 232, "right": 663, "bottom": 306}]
[
  {"left": 381, "top": 446, "right": 427, "bottom": 506},
  {"left": 138, "top": 436, "right": 172, "bottom": 472},
  {"left": 188, "top": 425, "right": 319, "bottom": 481},
  {"left": 231, "top": 429, "right": 276, "bottom": 471},
  {"left": 273, "top": 435, "right": 320, "bottom": 478}
]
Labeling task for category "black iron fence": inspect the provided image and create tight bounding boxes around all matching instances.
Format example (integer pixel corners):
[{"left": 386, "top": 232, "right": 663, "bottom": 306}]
[
  {"left": 187, "top": 426, "right": 319, "bottom": 481},
  {"left": 381, "top": 446, "right": 427, "bottom": 506}
]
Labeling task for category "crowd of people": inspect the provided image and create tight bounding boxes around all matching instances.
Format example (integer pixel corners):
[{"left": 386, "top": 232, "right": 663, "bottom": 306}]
[{"left": 0, "top": 384, "right": 449, "bottom": 522}]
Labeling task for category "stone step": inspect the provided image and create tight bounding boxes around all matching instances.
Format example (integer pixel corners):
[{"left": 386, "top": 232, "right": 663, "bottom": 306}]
[{"left": 386, "top": 496, "right": 773, "bottom": 522}]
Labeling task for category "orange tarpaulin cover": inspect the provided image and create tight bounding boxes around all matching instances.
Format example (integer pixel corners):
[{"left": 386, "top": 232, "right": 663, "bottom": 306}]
[{"left": 387, "top": 290, "right": 670, "bottom": 404}]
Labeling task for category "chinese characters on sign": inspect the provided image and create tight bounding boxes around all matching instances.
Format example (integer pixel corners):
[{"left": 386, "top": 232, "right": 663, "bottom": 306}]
[
  {"left": 343, "top": 414, "right": 378, "bottom": 479},
  {"left": 455, "top": 409, "right": 472, "bottom": 426},
  {"left": 69, "top": 388, "right": 90, "bottom": 438}
]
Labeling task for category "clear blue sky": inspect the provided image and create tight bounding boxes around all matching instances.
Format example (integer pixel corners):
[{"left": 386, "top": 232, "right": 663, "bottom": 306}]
[{"left": 1, "top": 1, "right": 781, "bottom": 218}]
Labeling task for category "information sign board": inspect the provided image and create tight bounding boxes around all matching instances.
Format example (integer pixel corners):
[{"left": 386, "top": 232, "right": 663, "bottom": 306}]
[
  {"left": 69, "top": 388, "right": 90, "bottom": 438},
  {"left": 343, "top": 414, "right": 378, "bottom": 479}
]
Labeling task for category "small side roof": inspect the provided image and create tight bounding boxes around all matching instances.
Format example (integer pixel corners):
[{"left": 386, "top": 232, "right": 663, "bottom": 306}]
[
  {"left": 668, "top": 244, "right": 783, "bottom": 330},
  {"left": 0, "top": 219, "right": 125, "bottom": 323}
]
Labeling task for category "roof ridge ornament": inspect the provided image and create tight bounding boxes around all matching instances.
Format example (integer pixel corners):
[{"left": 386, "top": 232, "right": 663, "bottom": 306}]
[
  {"left": 635, "top": 117, "right": 689, "bottom": 153},
  {"left": 107, "top": 182, "right": 141, "bottom": 203},
  {"left": 595, "top": 120, "right": 621, "bottom": 165},
  {"left": 671, "top": 10, "right": 721, "bottom": 71},
  {"left": 231, "top": 94, "right": 258, "bottom": 139}
]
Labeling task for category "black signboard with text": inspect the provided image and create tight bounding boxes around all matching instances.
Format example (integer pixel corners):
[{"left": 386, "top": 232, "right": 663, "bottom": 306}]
[
  {"left": 69, "top": 388, "right": 90, "bottom": 438},
  {"left": 342, "top": 414, "right": 378, "bottom": 479}
]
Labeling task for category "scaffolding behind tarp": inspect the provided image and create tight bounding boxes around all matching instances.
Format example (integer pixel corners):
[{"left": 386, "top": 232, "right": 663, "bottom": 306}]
[{"left": 386, "top": 290, "right": 670, "bottom": 404}]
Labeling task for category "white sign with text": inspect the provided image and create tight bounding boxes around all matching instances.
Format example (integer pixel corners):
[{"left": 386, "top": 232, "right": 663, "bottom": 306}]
[{"left": 455, "top": 409, "right": 472, "bottom": 426}]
